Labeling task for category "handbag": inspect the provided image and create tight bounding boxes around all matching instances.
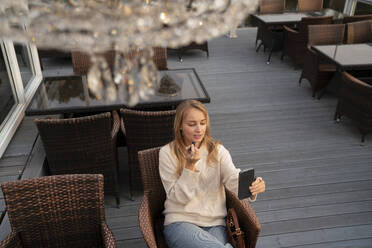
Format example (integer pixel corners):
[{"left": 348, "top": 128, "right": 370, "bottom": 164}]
[{"left": 226, "top": 208, "right": 245, "bottom": 248}]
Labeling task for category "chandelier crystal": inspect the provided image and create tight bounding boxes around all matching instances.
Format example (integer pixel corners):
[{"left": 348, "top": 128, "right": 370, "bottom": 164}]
[{"left": 0, "top": 0, "right": 259, "bottom": 106}]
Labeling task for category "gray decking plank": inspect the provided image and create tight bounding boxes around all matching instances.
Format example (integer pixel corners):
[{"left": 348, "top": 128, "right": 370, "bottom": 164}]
[
  {"left": 258, "top": 200, "right": 372, "bottom": 224},
  {"left": 1, "top": 27, "right": 372, "bottom": 247},
  {"left": 257, "top": 224, "right": 372, "bottom": 247},
  {"left": 287, "top": 238, "right": 372, "bottom": 248},
  {"left": 260, "top": 212, "right": 372, "bottom": 236},
  {"left": 116, "top": 238, "right": 147, "bottom": 248},
  {"left": 253, "top": 189, "right": 372, "bottom": 212}
]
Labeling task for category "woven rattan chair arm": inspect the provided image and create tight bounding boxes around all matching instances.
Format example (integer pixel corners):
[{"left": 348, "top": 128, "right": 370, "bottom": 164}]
[
  {"left": 283, "top": 25, "right": 299, "bottom": 35},
  {"left": 225, "top": 189, "right": 261, "bottom": 248},
  {"left": 344, "top": 73, "right": 372, "bottom": 89},
  {"left": 119, "top": 109, "right": 126, "bottom": 136},
  {"left": 111, "top": 111, "right": 120, "bottom": 140},
  {"left": 101, "top": 222, "right": 116, "bottom": 248},
  {"left": 0, "top": 232, "right": 22, "bottom": 248},
  {"left": 139, "top": 193, "right": 158, "bottom": 248},
  {"left": 305, "top": 46, "right": 319, "bottom": 64}
]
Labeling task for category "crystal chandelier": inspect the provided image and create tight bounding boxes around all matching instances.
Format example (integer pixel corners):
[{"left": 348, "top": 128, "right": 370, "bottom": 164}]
[{"left": 0, "top": 0, "right": 258, "bottom": 106}]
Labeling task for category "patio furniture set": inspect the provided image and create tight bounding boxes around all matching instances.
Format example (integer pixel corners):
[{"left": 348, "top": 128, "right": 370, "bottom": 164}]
[
  {"left": 253, "top": 0, "right": 372, "bottom": 142},
  {"left": 0, "top": 107, "right": 261, "bottom": 247},
  {"left": 1, "top": 1, "right": 371, "bottom": 247},
  {"left": 0, "top": 42, "right": 258, "bottom": 247}
]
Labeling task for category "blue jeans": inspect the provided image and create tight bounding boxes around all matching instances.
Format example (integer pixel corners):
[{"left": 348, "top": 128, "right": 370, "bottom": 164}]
[{"left": 163, "top": 222, "right": 233, "bottom": 248}]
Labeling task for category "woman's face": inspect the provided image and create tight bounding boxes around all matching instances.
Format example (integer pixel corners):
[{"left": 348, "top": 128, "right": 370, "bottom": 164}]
[{"left": 181, "top": 107, "right": 207, "bottom": 147}]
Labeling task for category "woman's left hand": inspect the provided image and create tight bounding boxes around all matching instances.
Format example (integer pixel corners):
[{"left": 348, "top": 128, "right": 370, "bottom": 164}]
[{"left": 249, "top": 177, "right": 265, "bottom": 198}]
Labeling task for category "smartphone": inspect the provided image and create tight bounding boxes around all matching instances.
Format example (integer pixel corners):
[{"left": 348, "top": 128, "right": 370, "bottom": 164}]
[
  {"left": 188, "top": 141, "right": 195, "bottom": 152},
  {"left": 238, "top": 168, "right": 255, "bottom": 199}
]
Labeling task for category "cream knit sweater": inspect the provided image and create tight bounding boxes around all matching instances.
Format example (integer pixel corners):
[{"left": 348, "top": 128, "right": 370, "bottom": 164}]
[{"left": 159, "top": 143, "right": 240, "bottom": 227}]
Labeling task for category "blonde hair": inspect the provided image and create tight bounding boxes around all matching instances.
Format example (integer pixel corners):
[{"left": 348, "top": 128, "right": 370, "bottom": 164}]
[{"left": 171, "top": 100, "right": 220, "bottom": 176}]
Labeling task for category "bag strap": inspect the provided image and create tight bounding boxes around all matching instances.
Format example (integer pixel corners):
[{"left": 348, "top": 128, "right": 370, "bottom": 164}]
[{"left": 227, "top": 208, "right": 245, "bottom": 248}]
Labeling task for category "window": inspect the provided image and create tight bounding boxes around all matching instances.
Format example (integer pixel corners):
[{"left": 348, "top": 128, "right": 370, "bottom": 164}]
[
  {"left": 14, "top": 44, "right": 34, "bottom": 89},
  {"left": 0, "top": 40, "right": 42, "bottom": 157},
  {"left": 0, "top": 48, "right": 16, "bottom": 126},
  {"left": 325, "top": 0, "right": 346, "bottom": 12},
  {"left": 355, "top": 0, "right": 372, "bottom": 15}
]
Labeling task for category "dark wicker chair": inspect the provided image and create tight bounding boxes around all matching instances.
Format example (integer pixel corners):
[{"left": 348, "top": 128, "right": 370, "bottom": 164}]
[
  {"left": 335, "top": 72, "right": 372, "bottom": 142},
  {"left": 343, "top": 14, "right": 372, "bottom": 24},
  {"left": 298, "top": 0, "right": 323, "bottom": 12},
  {"left": 255, "top": 0, "right": 285, "bottom": 50},
  {"left": 138, "top": 147, "right": 261, "bottom": 248},
  {"left": 34, "top": 112, "right": 121, "bottom": 206},
  {"left": 120, "top": 108, "right": 176, "bottom": 197},
  {"left": 175, "top": 42, "right": 209, "bottom": 62},
  {"left": 299, "top": 24, "right": 345, "bottom": 97},
  {"left": 71, "top": 50, "right": 116, "bottom": 75},
  {"left": 281, "top": 16, "right": 333, "bottom": 66},
  {"left": 71, "top": 47, "right": 168, "bottom": 75},
  {"left": 0, "top": 174, "right": 116, "bottom": 248},
  {"left": 346, "top": 20, "right": 372, "bottom": 44}
]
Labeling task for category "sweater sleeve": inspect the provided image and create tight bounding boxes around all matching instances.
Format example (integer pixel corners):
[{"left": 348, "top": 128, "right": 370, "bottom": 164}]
[
  {"left": 159, "top": 146, "right": 200, "bottom": 205},
  {"left": 219, "top": 145, "right": 240, "bottom": 196}
]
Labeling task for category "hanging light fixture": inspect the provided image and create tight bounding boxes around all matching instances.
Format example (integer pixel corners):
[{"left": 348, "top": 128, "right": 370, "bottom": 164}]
[{"left": 0, "top": 0, "right": 258, "bottom": 106}]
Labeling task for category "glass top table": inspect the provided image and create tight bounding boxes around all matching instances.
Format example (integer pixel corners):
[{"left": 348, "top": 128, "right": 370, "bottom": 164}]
[
  {"left": 252, "top": 8, "right": 344, "bottom": 25},
  {"left": 26, "top": 68, "right": 210, "bottom": 116},
  {"left": 312, "top": 43, "right": 372, "bottom": 70}
]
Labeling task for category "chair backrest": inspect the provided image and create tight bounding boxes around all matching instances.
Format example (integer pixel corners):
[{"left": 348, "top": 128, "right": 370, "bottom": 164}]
[
  {"left": 125, "top": 47, "right": 168, "bottom": 70},
  {"left": 346, "top": 20, "right": 372, "bottom": 44},
  {"left": 298, "top": 0, "right": 323, "bottom": 12},
  {"left": 343, "top": 14, "right": 372, "bottom": 24},
  {"left": 120, "top": 108, "right": 176, "bottom": 191},
  {"left": 308, "top": 24, "right": 345, "bottom": 46},
  {"left": 34, "top": 112, "right": 118, "bottom": 194},
  {"left": 72, "top": 47, "right": 167, "bottom": 75},
  {"left": 298, "top": 16, "right": 333, "bottom": 40},
  {"left": 1, "top": 174, "right": 105, "bottom": 248},
  {"left": 138, "top": 147, "right": 168, "bottom": 247},
  {"left": 138, "top": 147, "right": 165, "bottom": 200},
  {"left": 259, "top": 0, "right": 285, "bottom": 14},
  {"left": 71, "top": 50, "right": 115, "bottom": 75}
]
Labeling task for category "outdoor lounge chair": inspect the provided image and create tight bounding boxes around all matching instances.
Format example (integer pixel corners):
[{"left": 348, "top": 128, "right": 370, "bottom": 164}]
[
  {"left": 0, "top": 174, "right": 116, "bottom": 248},
  {"left": 299, "top": 24, "right": 345, "bottom": 97},
  {"left": 335, "top": 72, "right": 372, "bottom": 142},
  {"left": 120, "top": 108, "right": 175, "bottom": 198},
  {"left": 281, "top": 16, "right": 333, "bottom": 66},
  {"left": 138, "top": 147, "right": 261, "bottom": 248},
  {"left": 298, "top": 0, "right": 323, "bottom": 12},
  {"left": 34, "top": 111, "right": 121, "bottom": 207}
]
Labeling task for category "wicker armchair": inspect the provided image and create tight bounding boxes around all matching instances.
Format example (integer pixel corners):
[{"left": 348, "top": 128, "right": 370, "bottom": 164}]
[
  {"left": 346, "top": 20, "right": 372, "bottom": 44},
  {"left": 120, "top": 108, "right": 176, "bottom": 197},
  {"left": 34, "top": 112, "right": 121, "bottom": 207},
  {"left": 335, "top": 72, "right": 372, "bottom": 142},
  {"left": 138, "top": 147, "right": 261, "bottom": 248},
  {"left": 281, "top": 16, "right": 333, "bottom": 66},
  {"left": 71, "top": 47, "right": 167, "bottom": 75},
  {"left": 255, "top": 0, "right": 285, "bottom": 50},
  {"left": 299, "top": 24, "right": 345, "bottom": 97},
  {"left": 71, "top": 50, "right": 116, "bottom": 75},
  {"left": 175, "top": 42, "right": 209, "bottom": 62},
  {"left": 298, "top": 0, "right": 323, "bottom": 12},
  {"left": 343, "top": 14, "right": 372, "bottom": 24},
  {"left": 0, "top": 174, "right": 116, "bottom": 248}
]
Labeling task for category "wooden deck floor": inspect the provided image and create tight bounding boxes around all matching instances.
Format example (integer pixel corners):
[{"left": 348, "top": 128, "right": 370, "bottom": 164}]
[{"left": 1, "top": 27, "right": 372, "bottom": 247}]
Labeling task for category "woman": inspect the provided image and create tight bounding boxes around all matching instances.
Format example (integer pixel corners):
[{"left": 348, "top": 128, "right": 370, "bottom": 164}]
[{"left": 159, "top": 100, "right": 266, "bottom": 248}]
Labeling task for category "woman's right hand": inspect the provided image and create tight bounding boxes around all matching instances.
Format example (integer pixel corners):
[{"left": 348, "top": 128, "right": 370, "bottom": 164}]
[{"left": 185, "top": 144, "right": 200, "bottom": 171}]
